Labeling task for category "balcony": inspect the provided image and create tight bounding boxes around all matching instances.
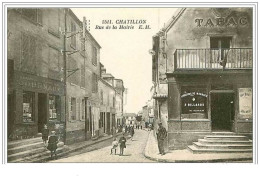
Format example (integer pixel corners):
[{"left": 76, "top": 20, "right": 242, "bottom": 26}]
[{"left": 173, "top": 48, "right": 252, "bottom": 71}]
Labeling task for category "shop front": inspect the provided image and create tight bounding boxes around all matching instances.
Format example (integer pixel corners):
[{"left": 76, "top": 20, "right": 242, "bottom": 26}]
[
  {"left": 8, "top": 71, "right": 65, "bottom": 140},
  {"left": 167, "top": 71, "right": 252, "bottom": 149}
]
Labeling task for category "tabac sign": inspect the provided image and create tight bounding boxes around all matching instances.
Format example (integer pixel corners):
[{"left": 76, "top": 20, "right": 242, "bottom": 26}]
[
  {"left": 195, "top": 8, "right": 249, "bottom": 27},
  {"left": 238, "top": 88, "right": 252, "bottom": 119}
]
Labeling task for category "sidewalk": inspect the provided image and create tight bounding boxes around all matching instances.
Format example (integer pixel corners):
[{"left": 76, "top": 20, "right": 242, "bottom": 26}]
[{"left": 144, "top": 131, "right": 253, "bottom": 163}]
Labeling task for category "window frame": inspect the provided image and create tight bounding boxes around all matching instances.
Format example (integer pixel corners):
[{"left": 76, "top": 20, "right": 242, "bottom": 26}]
[{"left": 23, "top": 91, "right": 35, "bottom": 123}]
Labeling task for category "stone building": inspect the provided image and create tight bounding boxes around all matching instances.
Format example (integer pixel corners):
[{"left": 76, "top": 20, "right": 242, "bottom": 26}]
[
  {"left": 7, "top": 8, "right": 125, "bottom": 145},
  {"left": 152, "top": 8, "right": 253, "bottom": 149},
  {"left": 7, "top": 8, "right": 66, "bottom": 140},
  {"left": 64, "top": 9, "right": 101, "bottom": 144}
]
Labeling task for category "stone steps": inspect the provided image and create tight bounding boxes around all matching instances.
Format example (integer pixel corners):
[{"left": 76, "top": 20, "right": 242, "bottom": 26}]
[
  {"left": 188, "top": 133, "right": 252, "bottom": 154},
  {"left": 8, "top": 137, "right": 42, "bottom": 149},
  {"left": 198, "top": 139, "right": 252, "bottom": 145},
  {"left": 188, "top": 145, "right": 252, "bottom": 154},
  {"left": 8, "top": 137, "right": 66, "bottom": 163}
]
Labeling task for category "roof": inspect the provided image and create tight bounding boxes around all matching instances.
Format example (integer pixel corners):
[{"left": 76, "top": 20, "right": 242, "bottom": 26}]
[{"left": 163, "top": 8, "right": 186, "bottom": 33}]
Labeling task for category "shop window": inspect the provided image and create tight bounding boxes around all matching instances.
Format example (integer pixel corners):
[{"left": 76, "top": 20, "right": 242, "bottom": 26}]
[
  {"left": 49, "top": 95, "right": 60, "bottom": 120},
  {"left": 70, "top": 97, "right": 76, "bottom": 120},
  {"left": 81, "top": 99, "right": 85, "bottom": 120},
  {"left": 23, "top": 91, "right": 34, "bottom": 122},
  {"left": 181, "top": 87, "right": 208, "bottom": 119}
]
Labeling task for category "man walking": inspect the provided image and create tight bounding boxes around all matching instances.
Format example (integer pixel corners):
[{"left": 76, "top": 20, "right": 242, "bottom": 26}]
[{"left": 156, "top": 122, "right": 167, "bottom": 155}]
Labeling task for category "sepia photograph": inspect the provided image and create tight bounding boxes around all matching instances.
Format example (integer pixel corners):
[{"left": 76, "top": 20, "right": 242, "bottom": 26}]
[{"left": 2, "top": 2, "right": 257, "bottom": 165}]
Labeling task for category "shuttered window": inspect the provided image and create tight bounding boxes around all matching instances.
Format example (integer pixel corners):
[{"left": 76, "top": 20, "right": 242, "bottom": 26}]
[
  {"left": 80, "top": 61, "right": 85, "bottom": 87},
  {"left": 92, "top": 46, "right": 97, "bottom": 66},
  {"left": 92, "top": 73, "right": 98, "bottom": 93}
]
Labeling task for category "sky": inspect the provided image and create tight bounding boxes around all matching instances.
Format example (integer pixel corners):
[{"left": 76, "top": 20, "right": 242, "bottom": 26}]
[{"left": 72, "top": 8, "right": 178, "bottom": 113}]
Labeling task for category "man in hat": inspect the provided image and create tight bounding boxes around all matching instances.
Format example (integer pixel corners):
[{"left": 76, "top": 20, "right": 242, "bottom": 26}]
[{"left": 156, "top": 122, "right": 167, "bottom": 155}]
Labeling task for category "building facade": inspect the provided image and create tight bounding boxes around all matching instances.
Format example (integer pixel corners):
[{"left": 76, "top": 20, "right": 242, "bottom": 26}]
[
  {"left": 153, "top": 8, "right": 253, "bottom": 149},
  {"left": 7, "top": 8, "right": 125, "bottom": 146},
  {"left": 7, "top": 8, "right": 66, "bottom": 140},
  {"left": 64, "top": 9, "right": 101, "bottom": 144}
]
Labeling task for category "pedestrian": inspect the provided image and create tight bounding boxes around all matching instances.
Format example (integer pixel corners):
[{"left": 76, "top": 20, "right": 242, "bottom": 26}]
[
  {"left": 156, "top": 122, "right": 167, "bottom": 155},
  {"left": 42, "top": 124, "right": 49, "bottom": 146},
  {"left": 119, "top": 134, "right": 127, "bottom": 156},
  {"left": 111, "top": 137, "right": 118, "bottom": 155},
  {"left": 140, "top": 124, "right": 142, "bottom": 130},
  {"left": 47, "top": 131, "right": 59, "bottom": 159},
  {"left": 130, "top": 126, "right": 135, "bottom": 141}
]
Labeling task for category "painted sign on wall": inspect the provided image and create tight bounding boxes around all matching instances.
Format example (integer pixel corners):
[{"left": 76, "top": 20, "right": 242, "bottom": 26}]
[{"left": 239, "top": 88, "right": 252, "bottom": 119}]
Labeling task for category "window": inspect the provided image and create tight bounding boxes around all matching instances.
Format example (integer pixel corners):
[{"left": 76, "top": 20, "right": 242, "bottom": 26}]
[
  {"left": 48, "top": 9, "right": 60, "bottom": 37},
  {"left": 80, "top": 61, "right": 85, "bottom": 87},
  {"left": 92, "top": 46, "right": 97, "bottom": 66},
  {"left": 49, "top": 46, "right": 60, "bottom": 72},
  {"left": 100, "top": 90, "right": 103, "bottom": 105},
  {"left": 21, "top": 33, "right": 36, "bottom": 72},
  {"left": 71, "top": 21, "right": 77, "bottom": 49},
  {"left": 23, "top": 91, "right": 34, "bottom": 122},
  {"left": 113, "top": 96, "right": 115, "bottom": 108},
  {"left": 18, "top": 9, "right": 43, "bottom": 25},
  {"left": 210, "top": 37, "right": 232, "bottom": 62},
  {"left": 49, "top": 95, "right": 60, "bottom": 120},
  {"left": 92, "top": 73, "right": 98, "bottom": 93},
  {"left": 70, "top": 97, "right": 76, "bottom": 120},
  {"left": 181, "top": 87, "right": 208, "bottom": 119},
  {"left": 81, "top": 99, "right": 85, "bottom": 120}
]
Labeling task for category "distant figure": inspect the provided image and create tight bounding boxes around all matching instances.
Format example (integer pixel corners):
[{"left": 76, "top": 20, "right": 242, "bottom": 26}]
[
  {"left": 140, "top": 124, "right": 143, "bottom": 130},
  {"left": 119, "top": 134, "right": 127, "bottom": 156},
  {"left": 47, "top": 131, "right": 59, "bottom": 159},
  {"left": 111, "top": 137, "right": 118, "bottom": 155},
  {"left": 130, "top": 126, "right": 135, "bottom": 141},
  {"left": 42, "top": 124, "right": 49, "bottom": 146},
  {"left": 156, "top": 122, "right": 167, "bottom": 155}
]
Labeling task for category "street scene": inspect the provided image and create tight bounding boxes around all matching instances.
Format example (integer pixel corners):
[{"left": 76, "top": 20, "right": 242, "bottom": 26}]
[{"left": 6, "top": 7, "right": 254, "bottom": 163}]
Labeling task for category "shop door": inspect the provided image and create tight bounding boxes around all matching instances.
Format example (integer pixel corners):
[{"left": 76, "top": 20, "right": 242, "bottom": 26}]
[
  {"left": 38, "top": 93, "right": 47, "bottom": 133},
  {"left": 106, "top": 112, "right": 110, "bottom": 135},
  {"left": 211, "top": 93, "right": 234, "bottom": 131}
]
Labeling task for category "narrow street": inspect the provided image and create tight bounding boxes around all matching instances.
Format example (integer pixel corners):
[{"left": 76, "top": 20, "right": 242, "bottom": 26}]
[{"left": 52, "top": 129, "right": 155, "bottom": 163}]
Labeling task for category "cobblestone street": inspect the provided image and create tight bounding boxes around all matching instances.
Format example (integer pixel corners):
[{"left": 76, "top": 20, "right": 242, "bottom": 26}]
[{"left": 51, "top": 129, "right": 154, "bottom": 163}]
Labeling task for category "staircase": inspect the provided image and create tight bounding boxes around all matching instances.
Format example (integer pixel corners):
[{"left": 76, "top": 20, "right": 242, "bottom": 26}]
[
  {"left": 188, "top": 132, "right": 253, "bottom": 154},
  {"left": 8, "top": 137, "right": 68, "bottom": 163}
]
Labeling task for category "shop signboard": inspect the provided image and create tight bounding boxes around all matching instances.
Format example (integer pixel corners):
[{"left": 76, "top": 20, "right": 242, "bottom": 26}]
[{"left": 239, "top": 88, "right": 252, "bottom": 119}]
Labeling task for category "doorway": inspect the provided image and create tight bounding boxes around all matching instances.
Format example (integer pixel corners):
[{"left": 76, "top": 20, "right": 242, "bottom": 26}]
[
  {"left": 38, "top": 93, "right": 47, "bottom": 133},
  {"left": 211, "top": 92, "right": 234, "bottom": 131}
]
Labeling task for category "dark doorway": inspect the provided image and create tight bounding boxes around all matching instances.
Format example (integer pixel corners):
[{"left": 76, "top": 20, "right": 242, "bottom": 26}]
[
  {"left": 38, "top": 93, "right": 47, "bottom": 133},
  {"left": 8, "top": 93, "right": 14, "bottom": 138},
  {"left": 106, "top": 112, "right": 110, "bottom": 135},
  {"left": 211, "top": 93, "right": 234, "bottom": 131}
]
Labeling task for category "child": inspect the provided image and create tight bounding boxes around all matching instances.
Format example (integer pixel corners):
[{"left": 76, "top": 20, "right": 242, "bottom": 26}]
[
  {"left": 42, "top": 124, "right": 49, "bottom": 146},
  {"left": 111, "top": 138, "right": 118, "bottom": 155}
]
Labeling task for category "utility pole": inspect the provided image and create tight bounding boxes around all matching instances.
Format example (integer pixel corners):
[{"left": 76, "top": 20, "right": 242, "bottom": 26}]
[{"left": 63, "top": 9, "right": 67, "bottom": 144}]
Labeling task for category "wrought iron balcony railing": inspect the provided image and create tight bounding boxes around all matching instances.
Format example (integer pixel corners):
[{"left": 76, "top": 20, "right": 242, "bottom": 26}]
[{"left": 173, "top": 48, "right": 252, "bottom": 70}]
